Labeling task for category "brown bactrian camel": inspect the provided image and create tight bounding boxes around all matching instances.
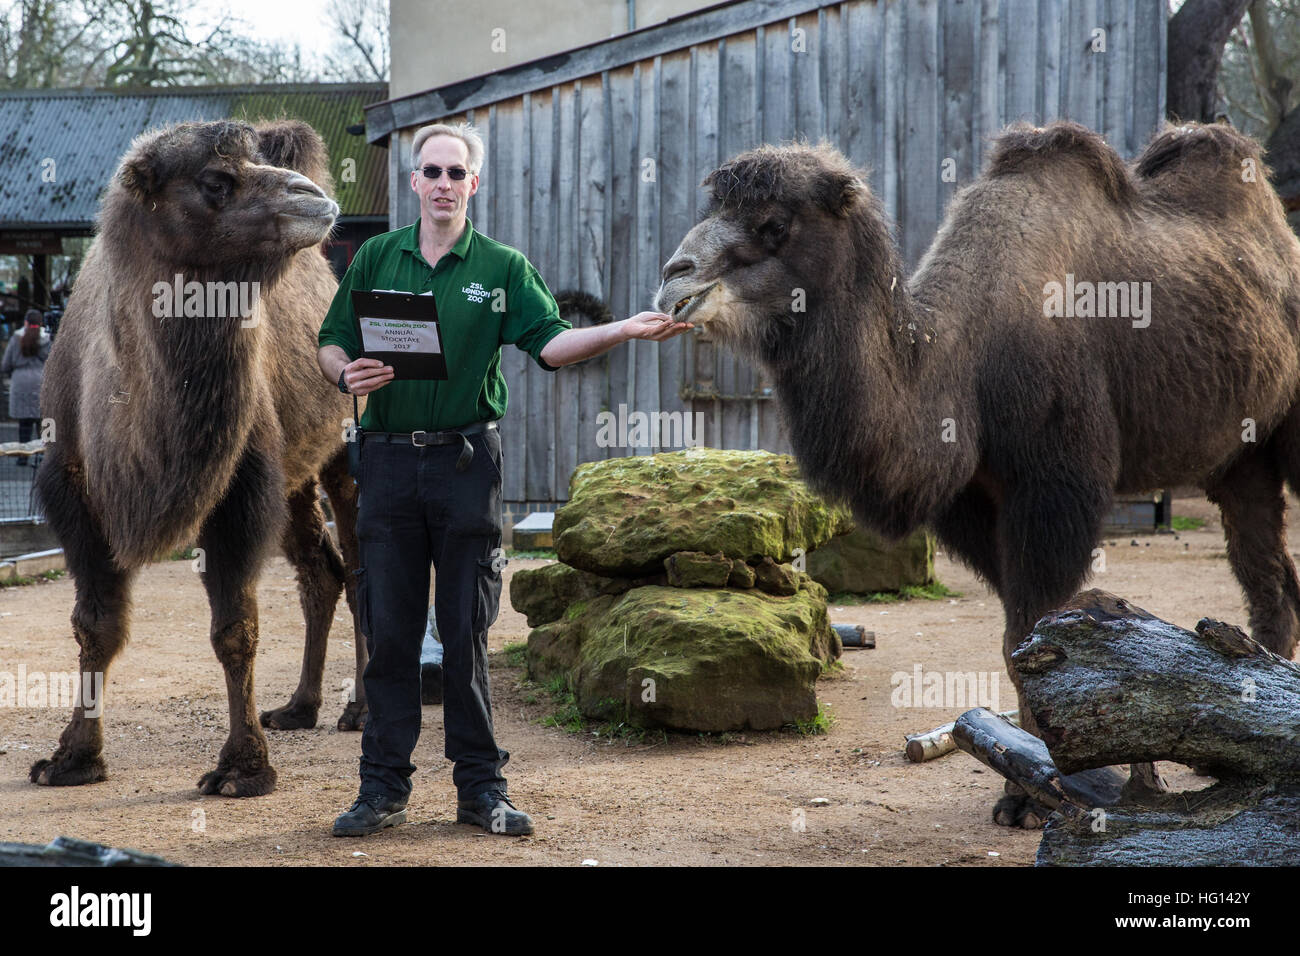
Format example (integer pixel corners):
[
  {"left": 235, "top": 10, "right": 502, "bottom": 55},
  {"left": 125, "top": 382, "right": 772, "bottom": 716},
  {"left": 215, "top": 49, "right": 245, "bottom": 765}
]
[
  {"left": 655, "top": 121, "right": 1300, "bottom": 827},
  {"left": 31, "top": 120, "right": 369, "bottom": 798}
]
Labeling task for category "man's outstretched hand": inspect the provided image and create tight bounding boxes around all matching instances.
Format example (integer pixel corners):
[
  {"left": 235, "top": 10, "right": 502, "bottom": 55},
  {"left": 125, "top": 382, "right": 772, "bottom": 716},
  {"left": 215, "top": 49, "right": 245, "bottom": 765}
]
[
  {"left": 623, "top": 311, "right": 694, "bottom": 342},
  {"left": 539, "top": 310, "right": 694, "bottom": 367}
]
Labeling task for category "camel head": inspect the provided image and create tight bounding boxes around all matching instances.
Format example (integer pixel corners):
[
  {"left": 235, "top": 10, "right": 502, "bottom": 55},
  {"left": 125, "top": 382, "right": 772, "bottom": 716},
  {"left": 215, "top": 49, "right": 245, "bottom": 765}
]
[
  {"left": 106, "top": 120, "right": 339, "bottom": 273},
  {"left": 655, "top": 142, "right": 878, "bottom": 359}
]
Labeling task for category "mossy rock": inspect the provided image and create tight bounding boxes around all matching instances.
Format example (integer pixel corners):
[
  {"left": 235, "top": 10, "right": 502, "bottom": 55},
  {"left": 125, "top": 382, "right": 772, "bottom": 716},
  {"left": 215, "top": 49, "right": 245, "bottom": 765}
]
[
  {"left": 806, "top": 527, "right": 935, "bottom": 594},
  {"left": 728, "top": 559, "right": 756, "bottom": 589},
  {"left": 752, "top": 557, "right": 799, "bottom": 596},
  {"left": 509, "top": 562, "right": 657, "bottom": 628},
  {"left": 525, "top": 579, "right": 841, "bottom": 732},
  {"left": 663, "top": 551, "right": 733, "bottom": 588},
  {"left": 553, "top": 448, "right": 853, "bottom": 576}
]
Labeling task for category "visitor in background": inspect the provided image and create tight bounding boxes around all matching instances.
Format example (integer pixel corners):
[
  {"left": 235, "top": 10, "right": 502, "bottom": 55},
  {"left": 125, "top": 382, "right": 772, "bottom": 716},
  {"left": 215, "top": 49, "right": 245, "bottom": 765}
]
[{"left": 1, "top": 309, "right": 51, "bottom": 464}]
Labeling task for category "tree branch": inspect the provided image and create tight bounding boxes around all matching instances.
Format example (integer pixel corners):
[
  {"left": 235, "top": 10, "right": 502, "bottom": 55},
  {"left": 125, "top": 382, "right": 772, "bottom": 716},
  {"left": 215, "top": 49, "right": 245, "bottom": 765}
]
[{"left": 1168, "top": 0, "right": 1255, "bottom": 121}]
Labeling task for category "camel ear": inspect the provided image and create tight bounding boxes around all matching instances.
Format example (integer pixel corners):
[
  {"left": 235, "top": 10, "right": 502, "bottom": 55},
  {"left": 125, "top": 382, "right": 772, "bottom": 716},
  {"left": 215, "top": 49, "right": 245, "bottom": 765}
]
[
  {"left": 819, "top": 172, "right": 864, "bottom": 217},
  {"left": 257, "top": 120, "right": 332, "bottom": 192},
  {"left": 119, "top": 148, "right": 165, "bottom": 198}
]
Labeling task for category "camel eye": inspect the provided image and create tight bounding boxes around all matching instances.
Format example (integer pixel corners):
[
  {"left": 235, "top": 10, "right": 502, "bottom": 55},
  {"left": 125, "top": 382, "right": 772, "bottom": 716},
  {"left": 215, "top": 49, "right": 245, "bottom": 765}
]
[
  {"left": 197, "top": 172, "right": 234, "bottom": 203},
  {"left": 755, "top": 218, "right": 788, "bottom": 247}
]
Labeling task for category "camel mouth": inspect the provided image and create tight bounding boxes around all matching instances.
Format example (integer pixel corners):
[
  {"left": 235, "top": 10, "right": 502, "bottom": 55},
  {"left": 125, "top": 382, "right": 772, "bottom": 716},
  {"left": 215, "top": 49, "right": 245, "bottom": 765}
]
[
  {"left": 670, "top": 282, "right": 717, "bottom": 322},
  {"left": 281, "top": 197, "right": 340, "bottom": 230}
]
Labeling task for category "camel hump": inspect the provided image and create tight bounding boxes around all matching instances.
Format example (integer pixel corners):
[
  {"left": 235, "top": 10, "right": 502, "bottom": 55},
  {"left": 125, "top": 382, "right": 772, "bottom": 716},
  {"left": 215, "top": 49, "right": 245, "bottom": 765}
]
[
  {"left": 255, "top": 120, "right": 333, "bottom": 194},
  {"left": 1135, "top": 121, "right": 1263, "bottom": 181},
  {"left": 987, "top": 122, "right": 1136, "bottom": 205}
]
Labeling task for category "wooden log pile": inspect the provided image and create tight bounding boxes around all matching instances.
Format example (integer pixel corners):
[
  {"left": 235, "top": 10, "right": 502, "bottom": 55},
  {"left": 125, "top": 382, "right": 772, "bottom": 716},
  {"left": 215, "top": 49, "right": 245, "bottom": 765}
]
[{"left": 954, "top": 589, "right": 1300, "bottom": 865}]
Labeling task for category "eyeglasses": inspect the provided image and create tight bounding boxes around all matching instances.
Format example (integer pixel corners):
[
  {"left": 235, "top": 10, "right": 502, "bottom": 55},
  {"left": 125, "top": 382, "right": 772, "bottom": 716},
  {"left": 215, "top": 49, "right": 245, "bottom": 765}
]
[{"left": 419, "top": 165, "right": 470, "bottom": 181}]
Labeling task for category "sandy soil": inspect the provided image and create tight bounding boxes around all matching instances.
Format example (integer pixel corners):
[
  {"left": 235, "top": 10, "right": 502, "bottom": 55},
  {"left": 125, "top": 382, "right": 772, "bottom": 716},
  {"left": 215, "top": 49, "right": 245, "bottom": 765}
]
[{"left": 0, "top": 495, "right": 1257, "bottom": 866}]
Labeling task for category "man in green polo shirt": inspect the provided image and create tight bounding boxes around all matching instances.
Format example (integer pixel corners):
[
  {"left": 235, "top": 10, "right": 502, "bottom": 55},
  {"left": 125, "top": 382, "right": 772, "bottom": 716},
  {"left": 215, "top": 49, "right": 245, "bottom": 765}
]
[{"left": 318, "top": 122, "right": 691, "bottom": 838}]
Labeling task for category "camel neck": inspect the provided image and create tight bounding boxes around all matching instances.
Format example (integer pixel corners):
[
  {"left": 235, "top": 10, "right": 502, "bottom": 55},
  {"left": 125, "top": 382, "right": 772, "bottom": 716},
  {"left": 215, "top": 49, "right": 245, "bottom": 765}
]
[
  {"left": 99, "top": 236, "right": 272, "bottom": 416},
  {"left": 771, "top": 267, "right": 973, "bottom": 537}
]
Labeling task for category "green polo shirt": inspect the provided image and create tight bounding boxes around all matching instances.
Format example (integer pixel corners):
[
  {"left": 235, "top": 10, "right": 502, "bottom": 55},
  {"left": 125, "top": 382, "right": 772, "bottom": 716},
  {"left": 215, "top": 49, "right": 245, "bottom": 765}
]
[{"left": 318, "top": 218, "right": 570, "bottom": 432}]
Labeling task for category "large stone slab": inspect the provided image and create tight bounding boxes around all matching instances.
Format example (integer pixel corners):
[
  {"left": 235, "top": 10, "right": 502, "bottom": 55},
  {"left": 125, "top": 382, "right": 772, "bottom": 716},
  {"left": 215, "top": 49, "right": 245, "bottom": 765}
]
[
  {"left": 510, "top": 562, "right": 655, "bottom": 629},
  {"left": 806, "top": 526, "right": 933, "bottom": 594},
  {"left": 526, "top": 578, "right": 842, "bottom": 732},
  {"left": 553, "top": 448, "right": 852, "bottom": 576}
]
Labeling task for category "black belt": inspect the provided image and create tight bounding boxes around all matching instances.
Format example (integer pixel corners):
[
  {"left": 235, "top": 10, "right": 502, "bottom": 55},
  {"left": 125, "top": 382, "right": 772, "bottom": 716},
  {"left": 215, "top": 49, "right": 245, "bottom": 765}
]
[{"left": 363, "top": 421, "right": 497, "bottom": 472}]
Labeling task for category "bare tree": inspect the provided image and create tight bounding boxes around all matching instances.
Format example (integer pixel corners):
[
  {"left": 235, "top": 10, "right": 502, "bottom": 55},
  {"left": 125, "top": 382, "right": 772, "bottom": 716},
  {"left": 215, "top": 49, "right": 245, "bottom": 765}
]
[
  {"left": 323, "top": 0, "right": 388, "bottom": 82},
  {"left": 1217, "top": 2, "right": 1300, "bottom": 208},
  {"left": 0, "top": 0, "right": 113, "bottom": 88},
  {"left": 100, "top": 0, "right": 217, "bottom": 86},
  {"left": 0, "top": 0, "right": 336, "bottom": 89},
  {"left": 1167, "top": 0, "right": 1255, "bottom": 121}
]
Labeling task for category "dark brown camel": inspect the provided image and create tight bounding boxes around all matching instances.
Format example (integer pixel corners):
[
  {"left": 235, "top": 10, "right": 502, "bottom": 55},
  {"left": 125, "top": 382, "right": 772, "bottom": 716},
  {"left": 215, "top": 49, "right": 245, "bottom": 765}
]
[
  {"left": 654, "top": 121, "right": 1300, "bottom": 826},
  {"left": 32, "top": 120, "right": 368, "bottom": 797}
]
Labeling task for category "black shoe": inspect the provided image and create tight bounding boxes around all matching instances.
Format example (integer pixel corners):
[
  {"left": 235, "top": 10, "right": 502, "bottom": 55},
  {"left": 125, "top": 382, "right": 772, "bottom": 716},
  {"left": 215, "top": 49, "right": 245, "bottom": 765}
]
[
  {"left": 331, "top": 793, "right": 408, "bottom": 837},
  {"left": 456, "top": 790, "right": 534, "bottom": 836},
  {"left": 420, "top": 661, "right": 443, "bottom": 705}
]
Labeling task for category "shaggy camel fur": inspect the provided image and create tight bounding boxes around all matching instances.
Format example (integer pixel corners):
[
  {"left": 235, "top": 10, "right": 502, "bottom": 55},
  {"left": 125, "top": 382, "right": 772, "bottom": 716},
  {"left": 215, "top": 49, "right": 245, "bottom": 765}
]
[
  {"left": 32, "top": 120, "right": 368, "bottom": 798},
  {"left": 655, "top": 121, "right": 1300, "bottom": 825}
]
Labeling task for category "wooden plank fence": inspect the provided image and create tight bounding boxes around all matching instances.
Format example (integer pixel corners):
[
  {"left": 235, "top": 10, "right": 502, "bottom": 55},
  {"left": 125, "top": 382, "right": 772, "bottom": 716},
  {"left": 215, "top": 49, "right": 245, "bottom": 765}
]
[{"left": 370, "top": 0, "right": 1167, "bottom": 514}]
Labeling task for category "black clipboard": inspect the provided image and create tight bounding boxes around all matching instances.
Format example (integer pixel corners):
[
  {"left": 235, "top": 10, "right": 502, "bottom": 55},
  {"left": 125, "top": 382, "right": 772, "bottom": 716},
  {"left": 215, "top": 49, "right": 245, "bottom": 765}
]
[{"left": 351, "top": 290, "right": 448, "bottom": 380}]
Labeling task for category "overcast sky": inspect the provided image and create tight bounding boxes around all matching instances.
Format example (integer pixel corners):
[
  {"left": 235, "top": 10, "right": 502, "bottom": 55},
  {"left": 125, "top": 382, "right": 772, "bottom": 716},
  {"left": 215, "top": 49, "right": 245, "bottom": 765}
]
[{"left": 192, "top": 0, "right": 344, "bottom": 63}]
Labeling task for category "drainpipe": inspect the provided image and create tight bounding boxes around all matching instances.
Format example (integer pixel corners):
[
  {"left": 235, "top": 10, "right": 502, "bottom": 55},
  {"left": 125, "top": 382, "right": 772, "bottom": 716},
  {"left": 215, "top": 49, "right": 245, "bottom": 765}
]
[{"left": 627, "top": 0, "right": 635, "bottom": 31}]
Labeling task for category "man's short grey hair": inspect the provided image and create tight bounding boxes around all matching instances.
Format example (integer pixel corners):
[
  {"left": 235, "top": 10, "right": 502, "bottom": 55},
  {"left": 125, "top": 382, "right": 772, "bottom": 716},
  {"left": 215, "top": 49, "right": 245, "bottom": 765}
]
[{"left": 411, "top": 122, "right": 485, "bottom": 174}]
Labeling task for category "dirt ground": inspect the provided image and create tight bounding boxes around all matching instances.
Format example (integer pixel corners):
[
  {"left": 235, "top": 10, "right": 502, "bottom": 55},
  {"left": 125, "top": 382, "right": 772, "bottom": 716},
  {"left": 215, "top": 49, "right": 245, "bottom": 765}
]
[{"left": 0, "top": 494, "right": 1256, "bottom": 866}]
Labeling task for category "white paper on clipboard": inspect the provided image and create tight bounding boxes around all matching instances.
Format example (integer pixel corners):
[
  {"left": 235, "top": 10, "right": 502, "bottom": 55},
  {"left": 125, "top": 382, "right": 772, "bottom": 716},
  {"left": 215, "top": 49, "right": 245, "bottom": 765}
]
[{"left": 358, "top": 316, "right": 442, "bottom": 354}]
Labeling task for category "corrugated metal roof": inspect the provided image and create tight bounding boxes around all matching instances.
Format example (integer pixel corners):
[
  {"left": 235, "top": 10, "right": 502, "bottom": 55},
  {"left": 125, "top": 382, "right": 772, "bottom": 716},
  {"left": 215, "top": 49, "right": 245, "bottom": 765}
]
[{"left": 0, "top": 83, "right": 389, "bottom": 228}]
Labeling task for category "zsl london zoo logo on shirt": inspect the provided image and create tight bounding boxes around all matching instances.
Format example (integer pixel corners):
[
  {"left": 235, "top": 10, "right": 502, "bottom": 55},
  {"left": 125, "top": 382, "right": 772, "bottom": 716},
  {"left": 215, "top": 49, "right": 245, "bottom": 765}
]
[{"left": 461, "top": 280, "right": 505, "bottom": 310}]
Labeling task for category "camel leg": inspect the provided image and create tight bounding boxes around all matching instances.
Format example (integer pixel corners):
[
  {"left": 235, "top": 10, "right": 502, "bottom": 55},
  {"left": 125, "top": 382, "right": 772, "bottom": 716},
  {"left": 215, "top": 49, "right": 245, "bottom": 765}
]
[
  {"left": 1206, "top": 447, "right": 1300, "bottom": 658},
  {"left": 195, "top": 450, "right": 283, "bottom": 797},
  {"left": 320, "top": 449, "right": 368, "bottom": 731},
  {"left": 932, "top": 485, "right": 1003, "bottom": 594},
  {"left": 30, "top": 449, "right": 137, "bottom": 787},
  {"left": 990, "top": 469, "right": 1121, "bottom": 828},
  {"left": 259, "top": 478, "right": 344, "bottom": 730}
]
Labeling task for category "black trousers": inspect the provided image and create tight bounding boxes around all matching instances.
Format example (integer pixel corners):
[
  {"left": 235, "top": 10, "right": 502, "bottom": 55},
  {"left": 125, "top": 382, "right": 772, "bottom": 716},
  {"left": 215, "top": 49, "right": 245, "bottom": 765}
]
[{"left": 355, "top": 428, "right": 508, "bottom": 802}]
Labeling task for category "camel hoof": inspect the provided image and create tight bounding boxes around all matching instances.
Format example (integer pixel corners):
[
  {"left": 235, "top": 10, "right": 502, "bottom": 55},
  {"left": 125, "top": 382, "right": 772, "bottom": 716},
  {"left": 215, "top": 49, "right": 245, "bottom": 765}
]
[
  {"left": 197, "top": 764, "right": 276, "bottom": 798},
  {"left": 991, "top": 788, "right": 1048, "bottom": 830},
  {"left": 259, "top": 702, "right": 319, "bottom": 730},
  {"left": 30, "top": 754, "right": 108, "bottom": 787},
  {"left": 337, "top": 701, "right": 367, "bottom": 732}
]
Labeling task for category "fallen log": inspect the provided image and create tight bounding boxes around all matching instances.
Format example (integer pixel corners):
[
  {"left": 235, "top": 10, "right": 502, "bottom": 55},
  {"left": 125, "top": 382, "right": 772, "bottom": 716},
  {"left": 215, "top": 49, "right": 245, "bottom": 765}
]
[
  {"left": 950, "top": 708, "right": 1126, "bottom": 820},
  {"left": 965, "top": 588, "right": 1300, "bottom": 865},
  {"left": 1036, "top": 782, "right": 1300, "bottom": 866},
  {"left": 0, "top": 836, "right": 176, "bottom": 867},
  {"left": 832, "top": 623, "right": 874, "bottom": 648},
  {"left": 905, "top": 708, "right": 1018, "bottom": 762},
  {"left": 1013, "top": 590, "right": 1300, "bottom": 778}
]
